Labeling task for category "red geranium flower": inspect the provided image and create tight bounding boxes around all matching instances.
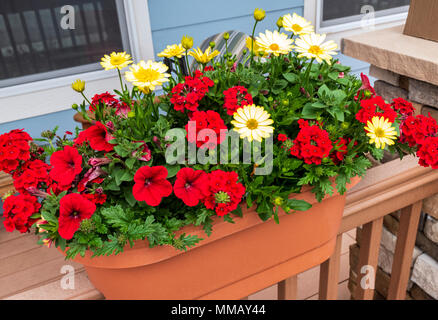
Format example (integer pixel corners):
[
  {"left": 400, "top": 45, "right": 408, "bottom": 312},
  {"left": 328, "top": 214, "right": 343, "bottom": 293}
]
[
  {"left": 50, "top": 146, "right": 83, "bottom": 186},
  {"left": 392, "top": 98, "right": 415, "bottom": 116},
  {"left": 133, "top": 166, "right": 172, "bottom": 206},
  {"left": 13, "top": 159, "right": 51, "bottom": 194},
  {"left": 356, "top": 96, "right": 397, "bottom": 124},
  {"left": 58, "top": 193, "right": 96, "bottom": 240},
  {"left": 185, "top": 110, "right": 227, "bottom": 149},
  {"left": 330, "top": 138, "right": 349, "bottom": 164},
  {"left": 89, "top": 92, "right": 119, "bottom": 112},
  {"left": 417, "top": 136, "right": 438, "bottom": 169},
  {"left": 174, "top": 168, "right": 209, "bottom": 206},
  {"left": 75, "top": 122, "right": 114, "bottom": 152},
  {"left": 400, "top": 114, "right": 438, "bottom": 147},
  {"left": 277, "top": 134, "right": 288, "bottom": 142},
  {"left": 2, "top": 194, "right": 41, "bottom": 233}
]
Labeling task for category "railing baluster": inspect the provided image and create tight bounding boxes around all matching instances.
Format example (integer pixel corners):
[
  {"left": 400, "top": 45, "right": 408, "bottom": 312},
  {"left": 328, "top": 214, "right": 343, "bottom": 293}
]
[
  {"left": 354, "top": 217, "right": 383, "bottom": 300},
  {"left": 319, "top": 234, "right": 343, "bottom": 300},
  {"left": 387, "top": 201, "right": 422, "bottom": 300},
  {"left": 278, "top": 275, "right": 298, "bottom": 300}
]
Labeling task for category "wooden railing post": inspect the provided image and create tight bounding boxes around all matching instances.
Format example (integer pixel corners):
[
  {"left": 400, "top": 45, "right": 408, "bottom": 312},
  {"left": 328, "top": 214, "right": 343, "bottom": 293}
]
[
  {"left": 278, "top": 276, "right": 298, "bottom": 300},
  {"left": 319, "top": 234, "right": 343, "bottom": 300},
  {"left": 354, "top": 217, "right": 383, "bottom": 300},
  {"left": 387, "top": 201, "right": 422, "bottom": 300}
]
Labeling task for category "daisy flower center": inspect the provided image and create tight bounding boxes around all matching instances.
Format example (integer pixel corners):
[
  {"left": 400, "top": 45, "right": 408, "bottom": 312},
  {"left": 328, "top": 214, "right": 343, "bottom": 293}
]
[
  {"left": 374, "top": 128, "right": 385, "bottom": 138},
  {"left": 292, "top": 24, "right": 303, "bottom": 32},
  {"left": 309, "top": 45, "right": 323, "bottom": 55},
  {"left": 269, "top": 43, "right": 280, "bottom": 51},
  {"left": 134, "top": 68, "right": 160, "bottom": 83},
  {"left": 246, "top": 119, "right": 259, "bottom": 130},
  {"left": 110, "top": 56, "right": 123, "bottom": 65}
]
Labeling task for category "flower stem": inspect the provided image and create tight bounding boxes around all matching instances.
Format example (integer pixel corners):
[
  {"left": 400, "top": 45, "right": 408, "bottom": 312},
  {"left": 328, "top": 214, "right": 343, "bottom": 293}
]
[
  {"left": 250, "top": 21, "right": 259, "bottom": 66},
  {"left": 185, "top": 50, "right": 192, "bottom": 77},
  {"left": 117, "top": 69, "right": 124, "bottom": 91},
  {"left": 304, "top": 57, "right": 315, "bottom": 88},
  {"left": 81, "top": 92, "right": 91, "bottom": 105}
]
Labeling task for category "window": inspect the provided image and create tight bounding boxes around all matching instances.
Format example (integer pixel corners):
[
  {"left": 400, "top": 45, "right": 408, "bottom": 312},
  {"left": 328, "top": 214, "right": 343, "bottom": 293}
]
[
  {"left": 0, "top": 0, "right": 130, "bottom": 88},
  {"left": 319, "top": 0, "right": 410, "bottom": 28}
]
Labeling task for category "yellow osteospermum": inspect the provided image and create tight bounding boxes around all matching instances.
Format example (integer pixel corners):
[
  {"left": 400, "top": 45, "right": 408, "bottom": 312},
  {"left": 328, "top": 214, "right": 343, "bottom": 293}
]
[
  {"left": 100, "top": 52, "right": 132, "bottom": 70},
  {"left": 255, "top": 30, "right": 294, "bottom": 56},
  {"left": 282, "top": 13, "right": 314, "bottom": 35},
  {"left": 294, "top": 33, "right": 338, "bottom": 64},
  {"left": 188, "top": 47, "right": 220, "bottom": 64},
  {"left": 125, "top": 60, "right": 170, "bottom": 92},
  {"left": 231, "top": 105, "right": 274, "bottom": 142},
  {"left": 157, "top": 44, "right": 186, "bottom": 59},
  {"left": 364, "top": 116, "right": 398, "bottom": 150},
  {"left": 71, "top": 79, "right": 85, "bottom": 93},
  {"left": 254, "top": 8, "right": 266, "bottom": 21}
]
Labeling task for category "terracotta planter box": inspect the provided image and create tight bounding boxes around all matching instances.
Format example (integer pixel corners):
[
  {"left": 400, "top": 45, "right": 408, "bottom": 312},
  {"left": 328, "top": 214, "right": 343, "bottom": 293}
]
[{"left": 62, "top": 176, "right": 360, "bottom": 300}]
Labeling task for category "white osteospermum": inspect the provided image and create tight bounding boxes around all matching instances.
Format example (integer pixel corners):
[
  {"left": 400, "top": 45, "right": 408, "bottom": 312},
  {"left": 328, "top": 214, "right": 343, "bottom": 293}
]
[
  {"left": 282, "top": 13, "right": 314, "bottom": 35},
  {"left": 231, "top": 105, "right": 274, "bottom": 142},
  {"left": 294, "top": 33, "right": 338, "bottom": 64},
  {"left": 125, "top": 60, "right": 170, "bottom": 92},
  {"left": 255, "top": 30, "right": 294, "bottom": 56}
]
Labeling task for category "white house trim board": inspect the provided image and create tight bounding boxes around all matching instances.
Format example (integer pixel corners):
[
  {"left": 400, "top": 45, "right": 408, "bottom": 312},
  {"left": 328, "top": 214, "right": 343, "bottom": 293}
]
[{"left": 0, "top": 0, "right": 155, "bottom": 124}]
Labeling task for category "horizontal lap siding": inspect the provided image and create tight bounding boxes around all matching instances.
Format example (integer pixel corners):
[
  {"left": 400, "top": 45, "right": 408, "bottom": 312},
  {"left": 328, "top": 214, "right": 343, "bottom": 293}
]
[{"left": 149, "top": 0, "right": 304, "bottom": 56}]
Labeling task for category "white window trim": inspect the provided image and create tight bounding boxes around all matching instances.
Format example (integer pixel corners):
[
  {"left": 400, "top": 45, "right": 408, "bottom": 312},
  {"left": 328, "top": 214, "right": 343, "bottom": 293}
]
[
  {"left": 0, "top": 0, "right": 154, "bottom": 100},
  {"left": 305, "top": 0, "right": 408, "bottom": 36}
]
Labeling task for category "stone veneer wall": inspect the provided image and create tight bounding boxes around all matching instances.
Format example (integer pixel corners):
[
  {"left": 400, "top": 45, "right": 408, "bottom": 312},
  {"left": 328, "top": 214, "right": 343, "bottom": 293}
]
[{"left": 348, "top": 66, "right": 438, "bottom": 300}]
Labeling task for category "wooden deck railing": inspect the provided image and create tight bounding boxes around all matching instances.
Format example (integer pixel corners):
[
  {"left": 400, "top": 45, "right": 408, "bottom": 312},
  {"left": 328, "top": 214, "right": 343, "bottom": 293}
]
[
  {"left": 277, "top": 155, "right": 438, "bottom": 300},
  {"left": 1, "top": 155, "right": 438, "bottom": 300}
]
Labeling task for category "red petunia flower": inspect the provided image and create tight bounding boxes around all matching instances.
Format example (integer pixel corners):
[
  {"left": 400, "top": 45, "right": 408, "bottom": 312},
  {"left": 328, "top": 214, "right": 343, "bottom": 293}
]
[
  {"left": 58, "top": 193, "right": 96, "bottom": 240},
  {"left": 355, "top": 73, "right": 376, "bottom": 101},
  {"left": 50, "top": 146, "right": 83, "bottom": 186},
  {"left": 174, "top": 168, "right": 209, "bottom": 206},
  {"left": 75, "top": 122, "right": 115, "bottom": 152},
  {"left": 2, "top": 194, "right": 41, "bottom": 233},
  {"left": 132, "top": 166, "right": 172, "bottom": 206}
]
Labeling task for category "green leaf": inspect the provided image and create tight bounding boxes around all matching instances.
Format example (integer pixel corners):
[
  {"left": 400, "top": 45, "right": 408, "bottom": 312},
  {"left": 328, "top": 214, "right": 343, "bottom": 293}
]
[
  {"left": 125, "top": 158, "right": 136, "bottom": 170},
  {"left": 283, "top": 73, "right": 299, "bottom": 83},
  {"left": 165, "top": 164, "right": 180, "bottom": 178},
  {"left": 123, "top": 186, "right": 137, "bottom": 207},
  {"left": 285, "top": 199, "right": 312, "bottom": 212}
]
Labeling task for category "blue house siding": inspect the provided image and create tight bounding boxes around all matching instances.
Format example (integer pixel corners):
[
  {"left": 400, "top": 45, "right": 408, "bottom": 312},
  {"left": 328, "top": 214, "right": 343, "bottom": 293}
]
[{"left": 149, "top": 0, "right": 304, "bottom": 56}]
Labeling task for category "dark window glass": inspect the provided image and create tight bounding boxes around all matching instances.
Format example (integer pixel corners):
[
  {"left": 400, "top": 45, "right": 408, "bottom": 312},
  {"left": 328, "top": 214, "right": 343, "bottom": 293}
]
[
  {"left": 0, "top": 0, "right": 126, "bottom": 84},
  {"left": 322, "top": 0, "right": 410, "bottom": 21}
]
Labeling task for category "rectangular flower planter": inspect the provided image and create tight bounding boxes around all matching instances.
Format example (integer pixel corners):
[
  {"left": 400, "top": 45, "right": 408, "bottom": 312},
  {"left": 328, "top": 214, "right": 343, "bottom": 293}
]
[{"left": 64, "top": 176, "right": 360, "bottom": 300}]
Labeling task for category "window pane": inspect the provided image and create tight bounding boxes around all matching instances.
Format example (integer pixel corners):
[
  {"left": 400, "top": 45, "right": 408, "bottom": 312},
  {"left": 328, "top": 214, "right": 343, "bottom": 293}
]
[
  {"left": 322, "top": 0, "right": 410, "bottom": 21},
  {"left": 0, "top": 0, "right": 126, "bottom": 85}
]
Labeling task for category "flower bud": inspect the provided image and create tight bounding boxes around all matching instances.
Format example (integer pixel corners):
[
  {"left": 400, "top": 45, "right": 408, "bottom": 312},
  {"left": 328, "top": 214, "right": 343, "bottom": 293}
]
[
  {"left": 341, "top": 122, "right": 350, "bottom": 130},
  {"left": 223, "top": 32, "right": 230, "bottom": 40},
  {"left": 254, "top": 8, "right": 266, "bottom": 21},
  {"left": 209, "top": 41, "right": 216, "bottom": 49},
  {"left": 71, "top": 79, "right": 85, "bottom": 93},
  {"left": 277, "top": 16, "right": 283, "bottom": 28},
  {"left": 282, "top": 99, "right": 289, "bottom": 106},
  {"left": 72, "top": 104, "right": 79, "bottom": 111},
  {"left": 274, "top": 197, "right": 284, "bottom": 206},
  {"left": 181, "top": 35, "right": 193, "bottom": 50},
  {"left": 242, "top": 49, "right": 248, "bottom": 55}
]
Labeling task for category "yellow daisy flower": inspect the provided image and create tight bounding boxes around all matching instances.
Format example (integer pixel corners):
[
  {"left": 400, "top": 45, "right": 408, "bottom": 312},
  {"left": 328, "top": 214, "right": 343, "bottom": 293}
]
[
  {"left": 245, "top": 37, "right": 268, "bottom": 57},
  {"left": 255, "top": 30, "right": 294, "bottom": 56},
  {"left": 364, "top": 116, "right": 398, "bottom": 150},
  {"left": 294, "top": 33, "right": 338, "bottom": 64},
  {"left": 231, "top": 105, "right": 274, "bottom": 142},
  {"left": 282, "top": 13, "right": 314, "bottom": 35},
  {"left": 157, "top": 44, "right": 186, "bottom": 59},
  {"left": 188, "top": 47, "right": 220, "bottom": 64},
  {"left": 71, "top": 79, "right": 85, "bottom": 93},
  {"left": 125, "top": 60, "right": 170, "bottom": 92},
  {"left": 100, "top": 52, "right": 132, "bottom": 70}
]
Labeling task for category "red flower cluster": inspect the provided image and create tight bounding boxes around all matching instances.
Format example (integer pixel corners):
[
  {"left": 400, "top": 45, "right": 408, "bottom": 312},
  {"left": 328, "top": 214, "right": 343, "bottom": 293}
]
[
  {"left": 0, "top": 129, "right": 32, "bottom": 173},
  {"left": 50, "top": 146, "right": 83, "bottom": 186},
  {"left": 174, "top": 168, "right": 209, "bottom": 206},
  {"left": 2, "top": 194, "right": 40, "bottom": 233},
  {"left": 170, "top": 71, "right": 214, "bottom": 112},
  {"left": 89, "top": 92, "right": 131, "bottom": 117},
  {"left": 83, "top": 192, "right": 107, "bottom": 205},
  {"left": 13, "top": 159, "right": 51, "bottom": 194},
  {"left": 75, "top": 121, "right": 114, "bottom": 152},
  {"left": 223, "top": 86, "right": 253, "bottom": 116},
  {"left": 202, "top": 170, "right": 245, "bottom": 216},
  {"left": 356, "top": 96, "right": 397, "bottom": 124},
  {"left": 58, "top": 193, "right": 96, "bottom": 240},
  {"left": 133, "top": 166, "right": 172, "bottom": 206},
  {"left": 418, "top": 137, "right": 438, "bottom": 169},
  {"left": 278, "top": 134, "right": 288, "bottom": 142},
  {"left": 392, "top": 98, "right": 415, "bottom": 116},
  {"left": 185, "top": 110, "right": 227, "bottom": 149},
  {"left": 290, "top": 120, "right": 333, "bottom": 165},
  {"left": 400, "top": 114, "right": 438, "bottom": 147}
]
